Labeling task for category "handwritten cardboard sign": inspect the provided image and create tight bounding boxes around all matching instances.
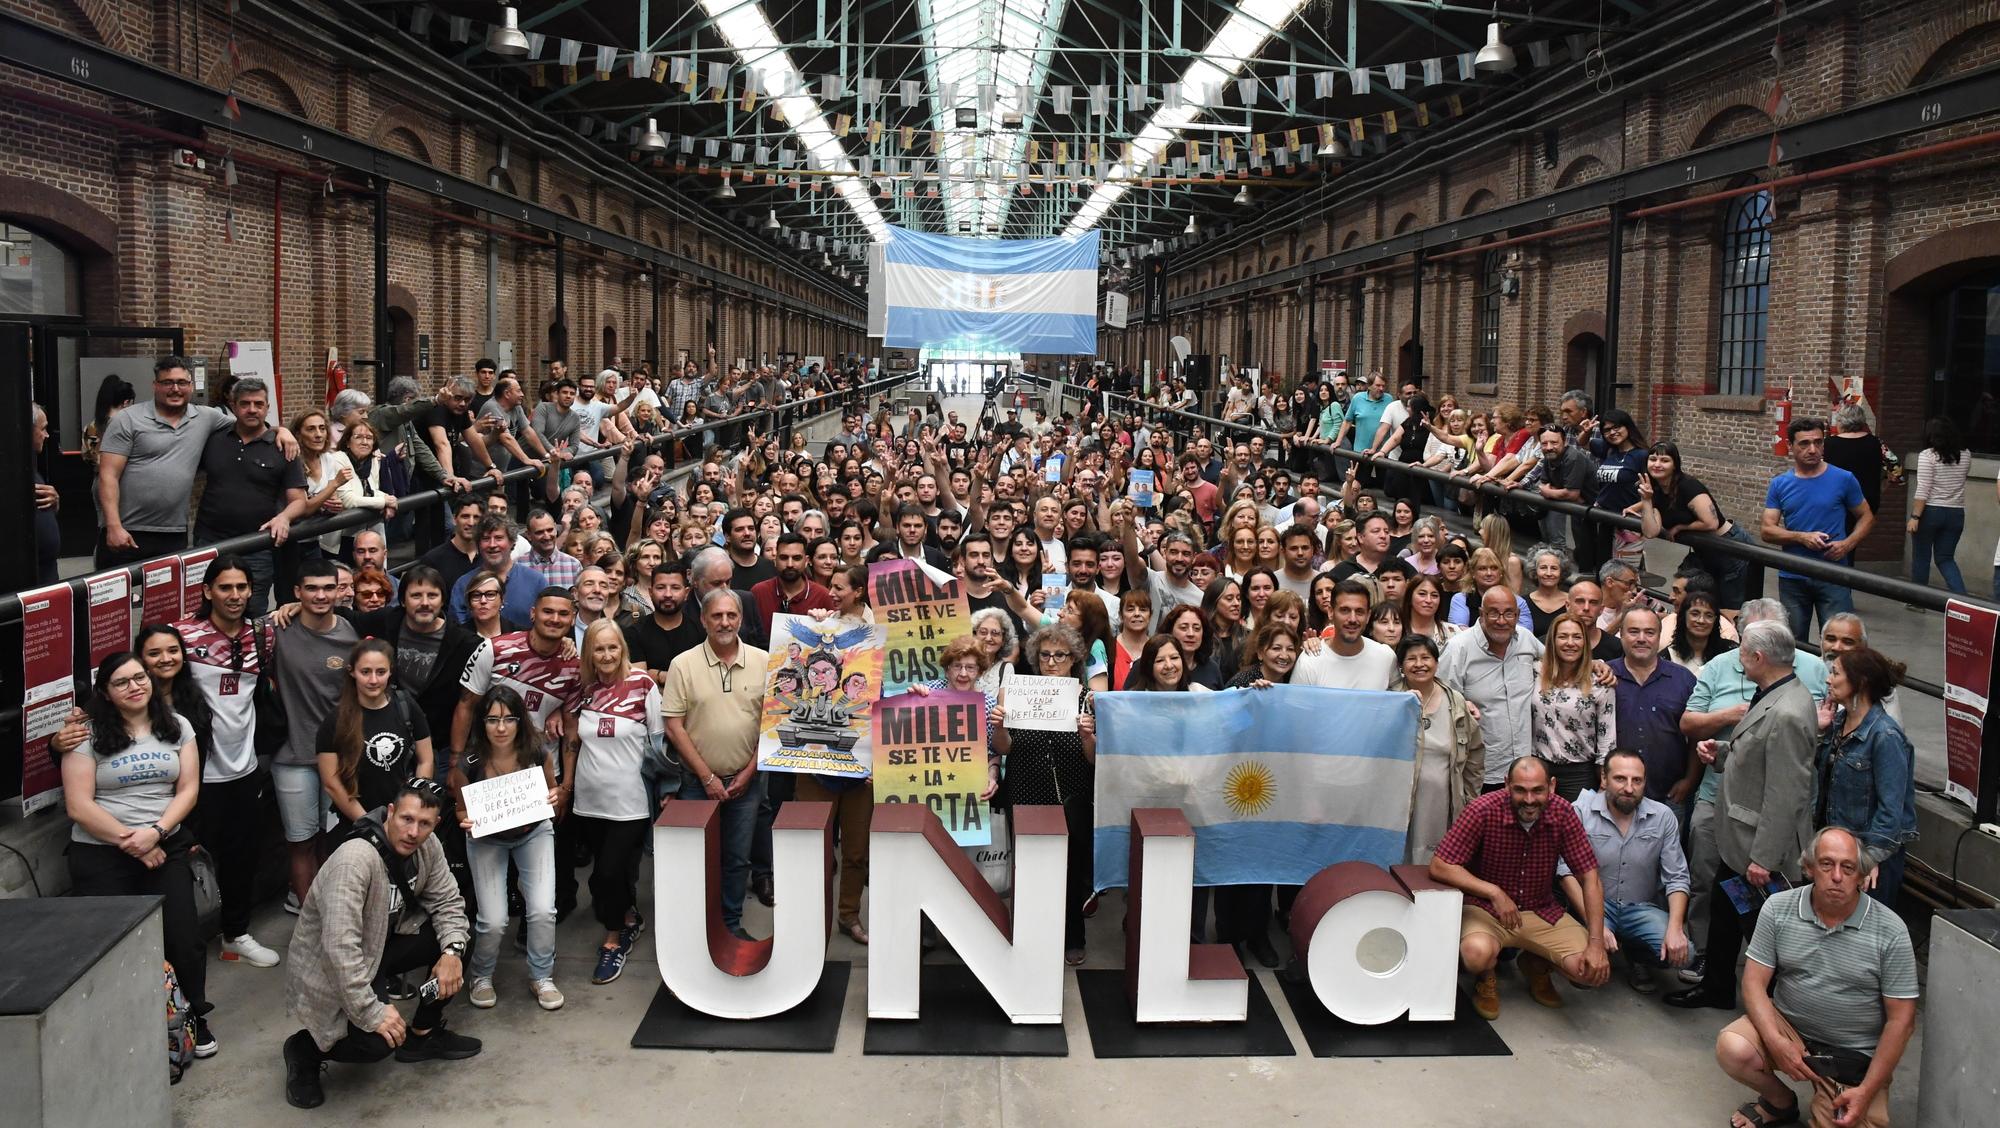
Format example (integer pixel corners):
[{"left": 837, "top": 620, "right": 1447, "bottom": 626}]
[
  {"left": 1003, "top": 674, "right": 1080, "bottom": 732},
  {"left": 460, "top": 767, "right": 554, "bottom": 838}
]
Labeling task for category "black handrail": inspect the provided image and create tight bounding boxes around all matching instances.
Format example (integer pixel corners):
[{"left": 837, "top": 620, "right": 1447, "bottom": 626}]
[
  {"left": 1013, "top": 372, "right": 1996, "bottom": 618},
  {"left": 0, "top": 371, "right": 920, "bottom": 629}
]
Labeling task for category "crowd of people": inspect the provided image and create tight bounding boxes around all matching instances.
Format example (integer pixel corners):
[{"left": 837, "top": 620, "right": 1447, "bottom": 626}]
[{"left": 40, "top": 354, "right": 1925, "bottom": 1123}]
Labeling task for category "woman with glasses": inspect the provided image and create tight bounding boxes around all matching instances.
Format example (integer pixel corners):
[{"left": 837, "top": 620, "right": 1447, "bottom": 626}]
[
  {"left": 990, "top": 625, "right": 1097, "bottom": 966},
  {"left": 64, "top": 652, "right": 213, "bottom": 1055},
  {"left": 462, "top": 569, "right": 519, "bottom": 640},
  {"left": 451, "top": 686, "right": 563, "bottom": 1011},
  {"left": 1391, "top": 635, "right": 1484, "bottom": 864},
  {"left": 318, "top": 639, "right": 433, "bottom": 831},
  {"left": 970, "top": 607, "right": 1019, "bottom": 696},
  {"left": 903, "top": 635, "right": 1005, "bottom": 924},
  {"left": 565, "top": 620, "right": 661, "bottom": 987}
]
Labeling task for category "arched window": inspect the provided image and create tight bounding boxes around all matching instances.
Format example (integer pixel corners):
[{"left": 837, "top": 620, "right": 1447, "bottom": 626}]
[
  {"left": 0, "top": 222, "right": 80, "bottom": 316},
  {"left": 1477, "top": 250, "right": 1503, "bottom": 385},
  {"left": 1716, "top": 190, "right": 1773, "bottom": 395}
]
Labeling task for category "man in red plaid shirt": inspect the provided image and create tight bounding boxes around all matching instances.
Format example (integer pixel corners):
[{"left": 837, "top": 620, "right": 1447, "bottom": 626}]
[{"left": 1430, "top": 756, "right": 1612, "bottom": 1019}]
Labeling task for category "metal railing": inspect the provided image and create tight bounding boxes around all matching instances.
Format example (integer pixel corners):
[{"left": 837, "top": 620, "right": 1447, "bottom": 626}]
[
  {"left": 1012, "top": 371, "right": 1994, "bottom": 636},
  {"left": 0, "top": 370, "right": 919, "bottom": 797}
]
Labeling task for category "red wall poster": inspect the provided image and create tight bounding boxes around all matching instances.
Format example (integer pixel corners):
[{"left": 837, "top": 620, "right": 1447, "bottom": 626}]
[
  {"left": 1942, "top": 598, "right": 1998, "bottom": 811},
  {"left": 181, "top": 548, "right": 217, "bottom": 616},
  {"left": 141, "top": 555, "right": 185, "bottom": 624},
  {"left": 19, "top": 583, "right": 74, "bottom": 814},
  {"left": 84, "top": 572, "right": 133, "bottom": 669}
]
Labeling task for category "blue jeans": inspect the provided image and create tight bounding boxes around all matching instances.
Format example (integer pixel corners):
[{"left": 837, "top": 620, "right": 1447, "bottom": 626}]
[
  {"left": 1870, "top": 846, "right": 1907, "bottom": 909},
  {"left": 1603, "top": 899, "right": 1675, "bottom": 967},
  {"left": 466, "top": 820, "right": 556, "bottom": 982},
  {"left": 677, "top": 772, "right": 765, "bottom": 931},
  {"left": 1778, "top": 574, "right": 1854, "bottom": 641},
  {"left": 1911, "top": 506, "right": 1967, "bottom": 594}
]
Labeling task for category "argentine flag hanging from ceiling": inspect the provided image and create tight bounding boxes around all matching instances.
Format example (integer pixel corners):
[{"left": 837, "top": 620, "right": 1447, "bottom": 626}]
[{"left": 872, "top": 227, "right": 1099, "bottom": 355}]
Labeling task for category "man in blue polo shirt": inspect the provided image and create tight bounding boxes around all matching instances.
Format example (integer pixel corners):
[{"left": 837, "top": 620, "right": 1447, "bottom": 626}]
[
  {"left": 1343, "top": 371, "right": 1393, "bottom": 486},
  {"left": 1760, "top": 417, "right": 1874, "bottom": 641}
]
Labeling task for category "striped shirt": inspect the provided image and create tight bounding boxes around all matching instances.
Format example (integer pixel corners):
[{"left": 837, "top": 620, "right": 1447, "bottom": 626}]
[{"left": 1745, "top": 886, "right": 1918, "bottom": 1053}]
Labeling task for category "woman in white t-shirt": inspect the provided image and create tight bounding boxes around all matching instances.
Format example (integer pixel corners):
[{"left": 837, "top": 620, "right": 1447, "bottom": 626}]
[{"left": 563, "top": 619, "right": 664, "bottom": 988}]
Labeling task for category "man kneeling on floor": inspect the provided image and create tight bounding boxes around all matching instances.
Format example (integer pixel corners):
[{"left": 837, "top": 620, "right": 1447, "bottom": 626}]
[
  {"left": 1429, "top": 756, "right": 1612, "bottom": 1018},
  {"left": 1712, "top": 827, "right": 1916, "bottom": 1128},
  {"left": 283, "top": 779, "right": 480, "bottom": 1108}
]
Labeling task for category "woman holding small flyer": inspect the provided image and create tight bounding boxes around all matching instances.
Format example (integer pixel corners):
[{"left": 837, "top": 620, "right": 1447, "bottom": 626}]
[{"left": 449, "top": 686, "right": 562, "bottom": 1012}]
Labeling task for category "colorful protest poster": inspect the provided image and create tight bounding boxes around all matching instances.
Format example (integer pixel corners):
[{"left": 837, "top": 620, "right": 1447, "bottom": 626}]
[
  {"left": 141, "top": 556, "right": 184, "bottom": 623},
  {"left": 83, "top": 572, "right": 133, "bottom": 668},
  {"left": 868, "top": 558, "right": 971, "bottom": 695},
  {"left": 19, "top": 584, "right": 74, "bottom": 813},
  {"left": 757, "top": 613, "right": 884, "bottom": 778},
  {"left": 873, "top": 689, "right": 991, "bottom": 846},
  {"left": 1128, "top": 469, "right": 1157, "bottom": 508}
]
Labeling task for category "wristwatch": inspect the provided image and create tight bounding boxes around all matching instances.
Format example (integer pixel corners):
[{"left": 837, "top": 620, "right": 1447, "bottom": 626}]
[{"left": 443, "top": 941, "right": 466, "bottom": 959}]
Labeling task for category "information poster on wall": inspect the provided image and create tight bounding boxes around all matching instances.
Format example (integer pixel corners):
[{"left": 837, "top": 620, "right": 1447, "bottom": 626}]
[
  {"left": 868, "top": 559, "right": 971, "bottom": 695},
  {"left": 182, "top": 548, "right": 218, "bottom": 614},
  {"left": 1942, "top": 598, "right": 1999, "bottom": 813},
  {"left": 873, "top": 689, "right": 991, "bottom": 846},
  {"left": 757, "top": 614, "right": 884, "bottom": 778},
  {"left": 141, "top": 556, "right": 185, "bottom": 624},
  {"left": 19, "top": 583, "right": 74, "bottom": 814},
  {"left": 84, "top": 572, "right": 133, "bottom": 669}
]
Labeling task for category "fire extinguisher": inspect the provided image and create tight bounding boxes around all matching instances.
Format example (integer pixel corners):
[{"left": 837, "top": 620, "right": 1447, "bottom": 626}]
[
  {"left": 323, "top": 347, "right": 346, "bottom": 409},
  {"left": 1772, "top": 391, "right": 1792, "bottom": 457}
]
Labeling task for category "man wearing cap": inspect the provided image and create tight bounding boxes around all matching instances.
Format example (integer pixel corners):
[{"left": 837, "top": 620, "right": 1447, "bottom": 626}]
[{"left": 993, "top": 407, "right": 1027, "bottom": 446}]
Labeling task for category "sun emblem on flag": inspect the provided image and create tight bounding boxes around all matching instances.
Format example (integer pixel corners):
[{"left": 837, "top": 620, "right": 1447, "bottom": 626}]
[{"left": 1222, "top": 761, "right": 1277, "bottom": 817}]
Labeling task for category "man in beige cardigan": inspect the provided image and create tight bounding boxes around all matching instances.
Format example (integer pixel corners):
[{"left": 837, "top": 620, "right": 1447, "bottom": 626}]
[{"left": 283, "top": 781, "right": 476, "bottom": 1108}]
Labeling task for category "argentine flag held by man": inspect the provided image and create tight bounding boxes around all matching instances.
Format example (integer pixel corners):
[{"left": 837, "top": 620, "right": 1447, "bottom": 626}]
[
  {"left": 1092, "top": 685, "right": 1418, "bottom": 891},
  {"left": 875, "top": 227, "right": 1098, "bottom": 355}
]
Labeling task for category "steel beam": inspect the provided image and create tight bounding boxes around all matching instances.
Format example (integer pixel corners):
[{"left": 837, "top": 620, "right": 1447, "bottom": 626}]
[
  {"left": 1166, "top": 59, "right": 2000, "bottom": 311},
  {"left": 0, "top": 13, "right": 865, "bottom": 329},
  {"left": 374, "top": 177, "right": 392, "bottom": 397}
]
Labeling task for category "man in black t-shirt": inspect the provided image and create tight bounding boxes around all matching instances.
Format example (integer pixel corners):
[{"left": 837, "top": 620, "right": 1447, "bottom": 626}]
[
  {"left": 722, "top": 508, "right": 776, "bottom": 588},
  {"left": 192, "top": 377, "right": 306, "bottom": 615},
  {"left": 419, "top": 495, "right": 487, "bottom": 595},
  {"left": 624, "top": 562, "right": 704, "bottom": 681}
]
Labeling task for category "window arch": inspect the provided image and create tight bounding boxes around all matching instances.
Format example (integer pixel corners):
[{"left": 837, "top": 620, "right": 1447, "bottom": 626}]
[
  {"left": 1477, "top": 250, "right": 1503, "bottom": 385},
  {"left": 1716, "top": 190, "right": 1773, "bottom": 395}
]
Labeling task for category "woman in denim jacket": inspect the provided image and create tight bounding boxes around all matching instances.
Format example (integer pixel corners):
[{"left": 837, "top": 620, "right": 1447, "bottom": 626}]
[{"left": 1816, "top": 646, "right": 1918, "bottom": 906}]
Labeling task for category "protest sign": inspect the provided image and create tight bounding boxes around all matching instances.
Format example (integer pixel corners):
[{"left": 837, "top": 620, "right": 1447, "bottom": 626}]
[
  {"left": 83, "top": 572, "right": 132, "bottom": 668},
  {"left": 758, "top": 614, "right": 884, "bottom": 778},
  {"left": 19, "top": 584, "right": 74, "bottom": 813},
  {"left": 873, "top": 689, "right": 991, "bottom": 845},
  {"left": 1092, "top": 685, "right": 1419, "bottom": 889},
  {"left": 460, "top": 767, "right": 555, "bottom": 838},
  {"left": 869, "top": 559, "right": 971, "bottom": 695},
  {"left": 1002, "top": 674, "right": 1080, "bottom": 732},
  {"left": 1128, "top": 469, "right": 1157, "bottom": 508}
]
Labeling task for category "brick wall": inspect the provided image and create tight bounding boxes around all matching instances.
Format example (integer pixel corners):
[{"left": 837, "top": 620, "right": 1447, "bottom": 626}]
[
  {"left": 1097, "top": 0, "right": 2000, "bottom": 567},
  {"left": 1, "top": 0, "right": 866, "bottom": 424}
]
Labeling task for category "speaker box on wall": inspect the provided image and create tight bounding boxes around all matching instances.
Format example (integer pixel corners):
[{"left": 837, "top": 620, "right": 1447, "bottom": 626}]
[{"left": 1183, "top": 354, "right": 1212, "bottom": 391}]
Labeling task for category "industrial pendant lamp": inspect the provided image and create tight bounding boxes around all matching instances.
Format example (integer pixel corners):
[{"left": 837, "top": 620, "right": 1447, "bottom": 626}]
[
  {"left": 764, "top": 207, "right": 781, "bottom": 230},
  {"left": 1233, "top": 185, "right": 1252, "bottom": 206},
  {"left": 821, "top": 251, "right": 832, "bottom": 267},
  {"left": 713, "top": 177, "right": 737, "bottom": 200},
  {"left": 637, "top": 118, "right": 667, "bottom": 151},
  {"left": 486, "top": 6, "right": 531, "bottom": 57},
  {"left": 1321, "top": 135, "right": 1346, "bottom": 160},
  {"left": 1474, "top": 8, "right": 1516, "bottom": 74},
  {"left": 1184, "top": 215, "right": 1197, "bottom": 236}
]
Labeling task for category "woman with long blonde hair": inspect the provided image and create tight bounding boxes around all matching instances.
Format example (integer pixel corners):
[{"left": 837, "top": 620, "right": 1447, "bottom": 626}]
[
  {"left": 1476, "top": 513, "right": 1526, "bottom": 592},
  {"left": 1446, "top": 547, "right": 1531, "bottom": 627},
  {"left": 564, "top": 619, "right": 664, "bottom": 987}
]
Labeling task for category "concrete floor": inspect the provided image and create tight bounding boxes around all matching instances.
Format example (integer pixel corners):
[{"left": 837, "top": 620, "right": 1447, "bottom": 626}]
[{"left": 175, "top": 885, "right": 1924, "bottom": 1128}]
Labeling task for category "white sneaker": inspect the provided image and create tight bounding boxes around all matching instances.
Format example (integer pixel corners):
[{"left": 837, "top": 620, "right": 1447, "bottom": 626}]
[
  {"left": 468, "top": 977, "right": 497, "bottom": 1009},
  {"left": 531, "top": 979, "right": 565, "bottom": 1011},
  {"left": 283, "top": 892, "right": 301, "bottom": 915},
  {"left": 221, "top": 934, "right": 281, "bottom": 967}
]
